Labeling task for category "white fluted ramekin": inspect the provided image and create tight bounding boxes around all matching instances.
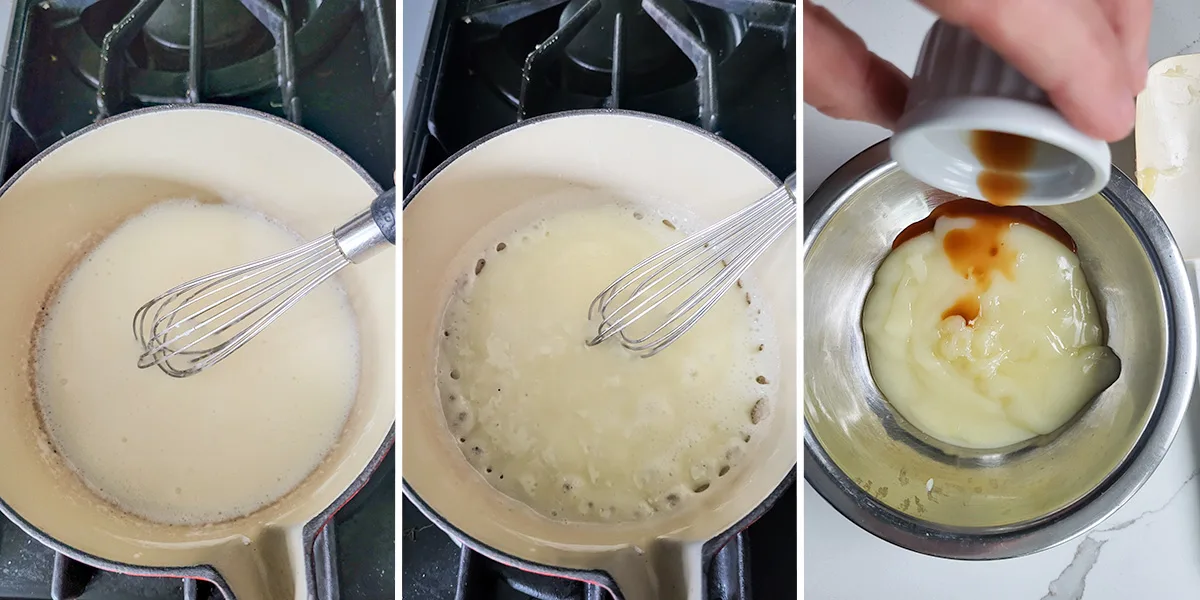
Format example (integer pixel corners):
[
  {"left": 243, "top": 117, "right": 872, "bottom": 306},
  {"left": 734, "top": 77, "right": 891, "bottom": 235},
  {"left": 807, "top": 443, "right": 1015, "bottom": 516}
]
[{"left": 890, "top": 20, "right": 1111, "bottom": 206}]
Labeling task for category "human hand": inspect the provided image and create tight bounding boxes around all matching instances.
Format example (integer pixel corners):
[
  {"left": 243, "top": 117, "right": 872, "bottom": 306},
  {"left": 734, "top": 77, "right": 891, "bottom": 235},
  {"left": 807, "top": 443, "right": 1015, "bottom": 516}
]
[{"left": 803, "top": 0, "right": 1153, "bottom": 142}]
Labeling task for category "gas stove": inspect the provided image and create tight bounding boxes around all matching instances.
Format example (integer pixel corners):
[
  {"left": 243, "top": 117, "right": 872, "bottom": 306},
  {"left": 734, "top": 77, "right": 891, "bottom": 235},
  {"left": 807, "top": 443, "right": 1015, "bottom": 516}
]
[
  {"left": 0, "top": 0, "right": 394, "bottom": 187},
  {"left": 0, "top": 0, "right": 395, "bottom": 598},
  {"left": 403, "top": 0, "right": 796, "bottom": 194},
  {"left": 401, "top": 1, "right": 796, "bottom": 598}
]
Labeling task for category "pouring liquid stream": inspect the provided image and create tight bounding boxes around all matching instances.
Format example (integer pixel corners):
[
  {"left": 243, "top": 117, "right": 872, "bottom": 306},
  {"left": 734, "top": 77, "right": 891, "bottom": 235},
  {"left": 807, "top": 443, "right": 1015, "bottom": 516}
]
[
  {"left": 892, "top": 199, "right": 1077, "bottom": 325},
  {"left": 921, "top": 130, "right": 1043, "bottom": 322}
]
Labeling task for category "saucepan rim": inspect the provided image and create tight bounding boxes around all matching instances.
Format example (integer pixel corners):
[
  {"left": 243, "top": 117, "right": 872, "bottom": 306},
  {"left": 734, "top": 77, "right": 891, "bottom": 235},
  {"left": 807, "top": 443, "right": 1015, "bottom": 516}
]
[
  {"left": 400, "top": 107, "right": 797, "bottom": 597},
  {"left": 802, "top": 139, "right": 1196, "bottom": 560},
  {"left": 0, "top": 102, "right": 397, "bottom": 596}
]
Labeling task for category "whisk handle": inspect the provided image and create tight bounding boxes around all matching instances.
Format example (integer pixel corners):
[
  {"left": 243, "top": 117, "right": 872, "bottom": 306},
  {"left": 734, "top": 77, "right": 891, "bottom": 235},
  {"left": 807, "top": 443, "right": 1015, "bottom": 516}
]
[
  {"left": 371, "top": 188, "right": 397, "bottom": 244},
  {"left": 333, "top": 188, "right": 397, "bottom": 263}
]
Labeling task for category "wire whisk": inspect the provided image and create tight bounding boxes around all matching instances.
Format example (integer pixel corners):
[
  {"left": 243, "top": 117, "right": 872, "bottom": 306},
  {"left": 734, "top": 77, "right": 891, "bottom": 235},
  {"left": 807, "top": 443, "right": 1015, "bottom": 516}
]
[
  {"left": 134, "top": 189, "right": 396, "bottom": 378},
  {"left": 586, "top": 174, "right": 796, "bottom": 358}
]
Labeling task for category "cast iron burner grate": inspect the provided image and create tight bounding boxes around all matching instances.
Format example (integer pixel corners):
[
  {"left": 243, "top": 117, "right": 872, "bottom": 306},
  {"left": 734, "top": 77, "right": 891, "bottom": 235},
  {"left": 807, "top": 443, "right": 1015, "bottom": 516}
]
[
  {"left": 0, "top": 454, "right": 394, "bottom": 600},
  {"left": 465, "top": 0, "right": 792, "bottom": 129},
  {"left": 403, "top": 0, "right": 796, "bottom": 195},
  {"left": 1, "top": 0, "right": 396, "bottom": 187},
  {"left": 0, "top": 0, "right": 396, "bottom": 598},
  {"left": 401, "top": 481, "right": 796, "bottom": 600}
]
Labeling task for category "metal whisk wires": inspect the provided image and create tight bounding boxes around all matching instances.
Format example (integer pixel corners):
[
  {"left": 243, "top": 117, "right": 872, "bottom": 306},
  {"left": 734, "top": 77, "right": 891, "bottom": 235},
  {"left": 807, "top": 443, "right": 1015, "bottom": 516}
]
[
  {"left": 133, "top": 235, "right": 350, "bottom": 377},
  {"left": 134, "top": 189, "right": 395, "bottom": 378},
  {"left": 587, "top": 174, "right": 797, "bottom": 357}
]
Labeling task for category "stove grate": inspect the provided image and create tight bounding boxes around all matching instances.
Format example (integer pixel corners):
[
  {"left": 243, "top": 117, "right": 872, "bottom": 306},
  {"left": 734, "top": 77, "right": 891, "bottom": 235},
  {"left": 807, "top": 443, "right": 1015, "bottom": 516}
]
[
  {"left": 404, "top": 0, "right": 796, "bottom": 195},
  {"left": 94, "top": 0, "right": 299, "bottom": 120},
  {"left": 434, "top": 523, "right": 751, "bottom": 599},
  {"left": 458, "top": 0, "right": 794, "bottom": 131},
  {"left": 49, "top": 528, "right": 338, "bottom": 600},
  {"left": 4, "top": 0, "right": 393, "bottom": 148}
]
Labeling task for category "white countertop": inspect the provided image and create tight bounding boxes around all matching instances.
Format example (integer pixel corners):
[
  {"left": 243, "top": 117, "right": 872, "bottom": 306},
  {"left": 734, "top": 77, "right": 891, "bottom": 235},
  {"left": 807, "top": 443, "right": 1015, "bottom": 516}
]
[{"left": 805, "top": 2, "right": 1200, "bottom": 599}]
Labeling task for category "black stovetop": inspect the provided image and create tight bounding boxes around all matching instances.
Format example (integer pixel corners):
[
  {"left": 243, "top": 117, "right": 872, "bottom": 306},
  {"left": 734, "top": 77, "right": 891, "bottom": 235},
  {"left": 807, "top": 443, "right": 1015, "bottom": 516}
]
[
  {"left": 401, "top": 1, "right": 796, "bottom": 599},
  {"left": 1, "top": 0, "right": 395, "bottom": 188},
  {"left": 0, "top": 1, "right": 395, "bottom": 598},
  {"left": 403, "top": 0, "right": 796, "bottom": 194}
]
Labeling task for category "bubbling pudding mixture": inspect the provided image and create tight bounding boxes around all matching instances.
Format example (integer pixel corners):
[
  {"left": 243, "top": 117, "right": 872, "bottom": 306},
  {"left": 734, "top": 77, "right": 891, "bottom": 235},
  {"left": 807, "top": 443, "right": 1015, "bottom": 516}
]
[
  {"left": 862, "top": 200, "right": 1121, "bottom": 449},
  {"left": 437, "top": 204, "right": 779, "bottom": 523},
  {"left": 35, "top": 200, "right": 359, "bottom": 526}
]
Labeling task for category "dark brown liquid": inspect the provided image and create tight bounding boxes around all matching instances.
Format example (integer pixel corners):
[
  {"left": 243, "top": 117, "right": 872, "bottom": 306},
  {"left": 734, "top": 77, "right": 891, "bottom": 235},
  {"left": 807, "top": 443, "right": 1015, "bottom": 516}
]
[
  {"left": 892, "top": 199, "right": 1077, "bottom": 325},
  {"left": 971, "top": 130, "right": 1036, "bottom": 206}
]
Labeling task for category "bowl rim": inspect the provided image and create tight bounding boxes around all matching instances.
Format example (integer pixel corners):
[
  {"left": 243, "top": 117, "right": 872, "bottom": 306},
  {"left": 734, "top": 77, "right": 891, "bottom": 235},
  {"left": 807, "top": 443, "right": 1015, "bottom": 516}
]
[{"left": 802, "top": 140, "right": 1197, "bottom": 560}]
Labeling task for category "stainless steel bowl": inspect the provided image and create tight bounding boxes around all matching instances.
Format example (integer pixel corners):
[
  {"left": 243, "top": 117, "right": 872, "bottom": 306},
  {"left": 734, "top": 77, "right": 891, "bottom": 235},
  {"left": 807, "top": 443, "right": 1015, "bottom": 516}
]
[{"left": 803, "top": 141, "right": 1197, "bottom": 559}]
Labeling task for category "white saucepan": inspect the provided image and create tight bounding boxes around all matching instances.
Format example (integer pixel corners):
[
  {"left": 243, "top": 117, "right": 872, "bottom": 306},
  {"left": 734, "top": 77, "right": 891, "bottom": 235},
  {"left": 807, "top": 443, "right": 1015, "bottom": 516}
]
[
  {"left": 402, "top": 110, "right": 796, "bottom": 600},
  {"left": 0, "top": 105, "right": 394, "bottom": 599}
]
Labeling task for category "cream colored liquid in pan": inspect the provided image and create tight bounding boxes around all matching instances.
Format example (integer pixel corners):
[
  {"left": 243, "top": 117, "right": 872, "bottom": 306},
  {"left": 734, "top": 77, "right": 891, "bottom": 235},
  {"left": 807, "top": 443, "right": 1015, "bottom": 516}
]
[
  {"left": 437, "top": 204, "right": 779, "bottom": 523},
  {"left": 35, "top": 200, "right": 359, "bottom": 526}
]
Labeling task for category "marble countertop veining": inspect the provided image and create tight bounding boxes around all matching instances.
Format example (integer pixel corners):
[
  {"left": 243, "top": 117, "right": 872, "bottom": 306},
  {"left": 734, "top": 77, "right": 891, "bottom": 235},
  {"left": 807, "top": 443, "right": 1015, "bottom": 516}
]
[{"left": 805, "top": 2, "right": 1200, "bottom": 599}]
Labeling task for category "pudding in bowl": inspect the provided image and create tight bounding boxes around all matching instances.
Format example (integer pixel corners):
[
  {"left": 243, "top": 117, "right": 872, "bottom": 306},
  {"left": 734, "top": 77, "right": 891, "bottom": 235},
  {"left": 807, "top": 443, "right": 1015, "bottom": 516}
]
[
  {"left": 861, "top": 199, "right": 1121, "bottom": 450},
  {"left": 803, "top": 142, "right": 1195, "bottom": 559}
]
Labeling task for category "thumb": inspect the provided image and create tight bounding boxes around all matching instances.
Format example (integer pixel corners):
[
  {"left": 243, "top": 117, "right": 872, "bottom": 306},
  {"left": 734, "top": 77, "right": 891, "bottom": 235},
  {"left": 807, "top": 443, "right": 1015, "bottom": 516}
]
[{"left": 803, "top": 1, "right": 911, "bottom": 129}]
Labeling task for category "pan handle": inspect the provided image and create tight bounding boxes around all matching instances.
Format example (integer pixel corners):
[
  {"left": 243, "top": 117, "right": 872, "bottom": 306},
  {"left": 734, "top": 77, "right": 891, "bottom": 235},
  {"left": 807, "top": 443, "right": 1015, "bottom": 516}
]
[
  {"left": 602, "top": 539, "right": 705, "bottom": 600},
  {"left": 208, "top": 526, "right": 311, "bottom": 599}
]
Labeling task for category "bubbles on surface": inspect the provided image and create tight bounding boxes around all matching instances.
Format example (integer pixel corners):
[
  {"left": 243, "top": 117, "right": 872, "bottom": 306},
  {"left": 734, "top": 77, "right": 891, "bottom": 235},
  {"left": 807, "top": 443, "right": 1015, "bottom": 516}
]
[{"left": 434, "top": 202, "right": 782, "bottom": 523}]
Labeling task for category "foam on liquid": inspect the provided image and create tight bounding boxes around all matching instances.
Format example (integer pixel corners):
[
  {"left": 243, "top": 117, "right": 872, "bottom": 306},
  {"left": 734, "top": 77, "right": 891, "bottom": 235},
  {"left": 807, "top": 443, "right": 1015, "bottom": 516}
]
[
  {"left": 437, "top": 204, "right": 778, "bottom": 523},
  {"left": 35, "top": 200, "right": 359, "bottom": 526}
]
